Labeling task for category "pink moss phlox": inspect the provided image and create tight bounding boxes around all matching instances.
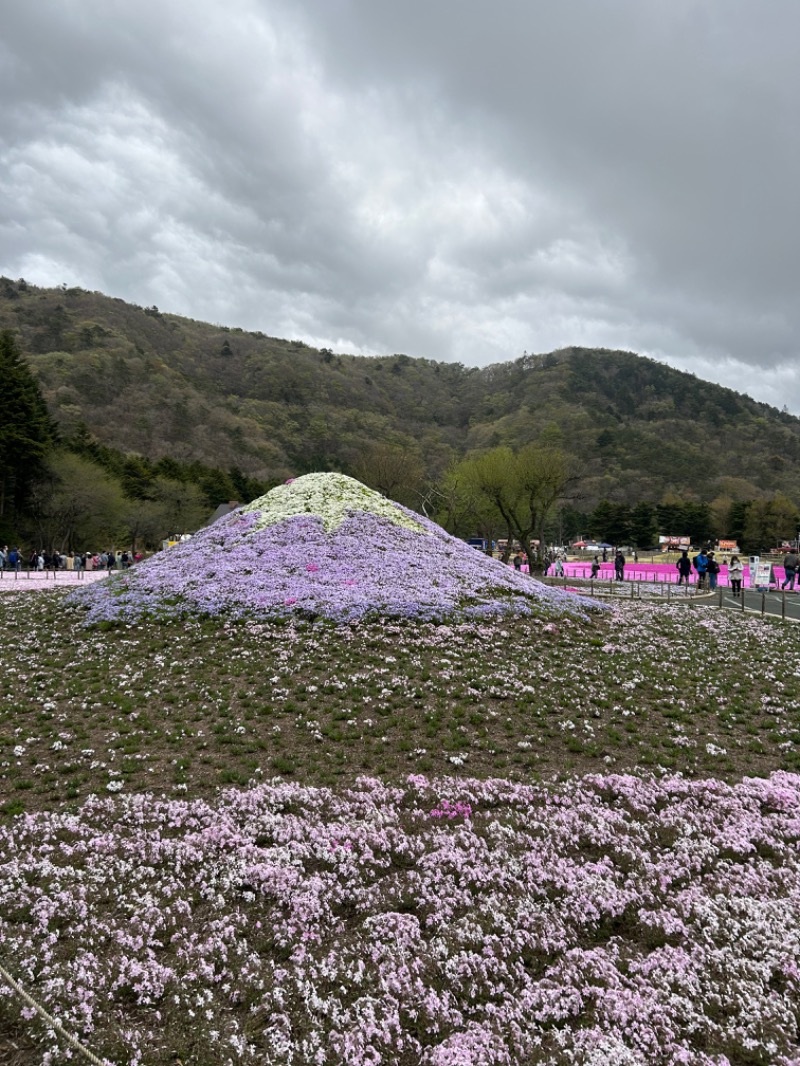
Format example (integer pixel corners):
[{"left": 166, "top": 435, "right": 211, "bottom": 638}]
[{"left": 4, "top": 771, "right": 800, "bottom": 1063}]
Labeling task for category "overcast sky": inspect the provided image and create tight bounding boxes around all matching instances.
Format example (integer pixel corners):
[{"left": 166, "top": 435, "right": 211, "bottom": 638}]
[{"left": 1, "top": 1, "right": 799, "bottom": 410}]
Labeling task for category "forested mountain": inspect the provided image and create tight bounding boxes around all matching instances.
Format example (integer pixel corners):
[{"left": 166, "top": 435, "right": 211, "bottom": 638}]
[{"left": 2, "top": 277, "right": 799, "bottom": 510}]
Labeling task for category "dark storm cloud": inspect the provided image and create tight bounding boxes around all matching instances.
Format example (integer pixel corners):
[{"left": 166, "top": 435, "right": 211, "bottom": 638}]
[{"left": 0, "top": 0, "right": 798, "bottom": 409}]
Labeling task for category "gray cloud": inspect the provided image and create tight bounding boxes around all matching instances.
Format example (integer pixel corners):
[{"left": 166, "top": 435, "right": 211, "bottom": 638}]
[{"left": 1, "top": 0, "right": 798, "bottom": 408}]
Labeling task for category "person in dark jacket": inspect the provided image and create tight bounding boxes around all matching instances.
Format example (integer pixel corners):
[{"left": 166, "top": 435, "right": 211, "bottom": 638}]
[
  {"left": 782, "top": 550, "right": 799, "bottom": 590},
  {"left": 677, "top": 550, "right": 692, "bottom": 585},
  {"left": 706, "top": 551, "right": 720, "bottom": 591},
  {"left": 614, "top": 550, "right": 625, "bottom": 581}
]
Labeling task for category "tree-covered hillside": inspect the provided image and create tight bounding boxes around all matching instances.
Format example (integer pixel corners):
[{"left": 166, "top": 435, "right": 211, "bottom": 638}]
[{"left": 2, "top": 277, "right": 800, "bottom": 510}]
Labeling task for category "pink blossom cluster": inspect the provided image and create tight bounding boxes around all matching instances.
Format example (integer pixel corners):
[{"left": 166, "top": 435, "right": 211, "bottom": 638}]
[
  {"left": 430, "top": 798, "right": 473, "bottom": 820},
  {"left": 2, "top": 773, "right": 800, "bottom": 1064}
]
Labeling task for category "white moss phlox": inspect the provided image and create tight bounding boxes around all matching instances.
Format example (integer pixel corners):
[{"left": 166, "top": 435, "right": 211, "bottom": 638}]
[{"left": 241, "top": 472, "right": 428, "bottom": 533}]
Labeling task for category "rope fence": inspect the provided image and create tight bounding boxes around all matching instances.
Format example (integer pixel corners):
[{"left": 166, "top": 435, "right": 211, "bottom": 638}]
[{"left": 0, "top": 958, "right": 114, "bottom": 1066}]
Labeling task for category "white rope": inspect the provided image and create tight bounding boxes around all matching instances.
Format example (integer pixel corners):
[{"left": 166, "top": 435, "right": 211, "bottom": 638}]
[{"left": 0, "top": 958, "right": 115, "bottom": 1066}]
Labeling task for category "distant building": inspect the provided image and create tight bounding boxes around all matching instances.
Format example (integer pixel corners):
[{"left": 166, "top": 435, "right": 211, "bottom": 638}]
[{"left": 206, "top": 501, "right": 240, "bottom": 526}]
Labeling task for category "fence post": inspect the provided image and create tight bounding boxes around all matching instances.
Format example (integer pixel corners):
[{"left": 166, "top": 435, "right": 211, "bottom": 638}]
[
  {"left": 782, "top": 591, "right": 786, "bottom": 621},
  {"left": 762, "top": 592, "right": 766, "bottom": 617}
]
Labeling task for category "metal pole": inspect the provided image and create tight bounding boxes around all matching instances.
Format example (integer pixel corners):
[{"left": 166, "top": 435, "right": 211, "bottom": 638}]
[{"left": 762, "top": 592, "right": 766, "bottom": 617}]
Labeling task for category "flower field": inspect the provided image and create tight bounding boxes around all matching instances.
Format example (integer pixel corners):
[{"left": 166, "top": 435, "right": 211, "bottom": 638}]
[
  {"left": 3, "top": 476, "right": 800, "bottom": 1063},
  {"left": 3, "top": 772, "right": 800, "bottom": 1065},
  {"left": 70, "top": 474, "right": 595, "bottom": 626}
]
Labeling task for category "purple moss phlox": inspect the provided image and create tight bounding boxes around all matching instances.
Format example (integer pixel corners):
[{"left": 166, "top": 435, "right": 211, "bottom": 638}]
[{"left": 70, "top": 507, "right": 601, "bottom": 625}]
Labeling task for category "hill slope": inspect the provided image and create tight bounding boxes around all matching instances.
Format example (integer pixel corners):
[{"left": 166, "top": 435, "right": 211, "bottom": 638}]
[{"left": 2, "top": 277, "right": 799, "bottom": 505}]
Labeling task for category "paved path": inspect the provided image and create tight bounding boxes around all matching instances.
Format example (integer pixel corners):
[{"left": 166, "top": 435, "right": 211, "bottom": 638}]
[{"left": 717, "top": 586, "right": 800, "bottom": 623}]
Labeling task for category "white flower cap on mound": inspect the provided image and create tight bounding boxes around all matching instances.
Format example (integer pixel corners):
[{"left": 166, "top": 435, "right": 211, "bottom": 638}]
[{"left": 240, "top": 472, "right": 427, "bottom": 534}]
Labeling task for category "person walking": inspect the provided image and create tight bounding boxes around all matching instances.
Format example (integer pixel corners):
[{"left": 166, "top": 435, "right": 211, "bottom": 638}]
[
  {"left": 729, "top": 555, "right": 744, "bottom": 598},
  {"left": 614, "top": 550, "right": 625, "bottom": 581},
  {"left": 591, "top": 555, "right": 600, "bottom": 580},
  {"left": 676, "top": 550, "right": 692, "bottom": 585},
  {"left": 782, "top": 550, "right": 799, "bottom": 590}
]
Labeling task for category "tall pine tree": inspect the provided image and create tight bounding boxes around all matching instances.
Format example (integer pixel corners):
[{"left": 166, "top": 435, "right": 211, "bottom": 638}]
[{"left": 0, "top": 330, "right": 55, "bottom": 519}]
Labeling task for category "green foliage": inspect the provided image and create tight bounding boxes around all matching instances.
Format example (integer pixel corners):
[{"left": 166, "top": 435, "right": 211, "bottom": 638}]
[
  {"left": 590, "top": 500, "right": 631, "bottom": 545},
  {"left": 352, "top": 442, "right": 427, "bottom": 509},
  {"left": 25, "top": 451, "right": 127, "bottom": 551},
  {"left": 741, "top": 495, "right": 799, "bottom": 553},
  {"left": 655, "top": 499, "right": 713, "bottom": 544},
  {"left": 629, "top": 502, "right": 658, "bottom": 548},
  {"left": 0, "top": 329, "right": 55, "bottom": 519},
  {"left": 450, "top": 445, "right": 575, "bottom": 566}
]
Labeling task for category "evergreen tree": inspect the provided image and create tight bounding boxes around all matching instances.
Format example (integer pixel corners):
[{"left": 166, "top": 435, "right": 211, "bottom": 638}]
[
  {"left": 590, "top": 500, "right": 631, "bottom": 545},
  {"left": 682, "top": 502, "right": 714, "bottom": 545},
  {"left": 0, "top": 330, "right": 54, "bottom": 519},
  {"left": 629, "top": 502, "right": 658, "bottom": 548},
  {"left": 728, "top": 500, "right": 750, "bottom": 546}
]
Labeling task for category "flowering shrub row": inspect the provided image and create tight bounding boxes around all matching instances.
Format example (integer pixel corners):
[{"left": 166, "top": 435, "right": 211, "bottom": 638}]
[
  {"left": 72, "top": 474, "right": 598, "bottom": 625},
  {"left": 2, "top": 772, "right": 800, "bottom": 1064}
]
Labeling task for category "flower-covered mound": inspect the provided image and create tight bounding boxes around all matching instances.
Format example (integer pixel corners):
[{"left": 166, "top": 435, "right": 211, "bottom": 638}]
[
  {"left": 3, "top": 773, "right": 800, "bottom": 1065},
  {"left": 71, "top": 472, "right": 598, "bottom": 625}
]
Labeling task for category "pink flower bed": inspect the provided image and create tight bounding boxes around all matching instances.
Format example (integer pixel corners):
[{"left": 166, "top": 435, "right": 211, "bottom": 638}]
[
  {"left": 0, "top": 570, "right": 108, "bottom": 594},
  {"left": 3, "top": 773, "right": 800, "bottom": 1064}
]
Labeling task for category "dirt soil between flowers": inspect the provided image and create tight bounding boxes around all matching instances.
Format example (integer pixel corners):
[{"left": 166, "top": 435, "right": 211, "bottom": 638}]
[{"left": 1, "top": 592, "right": 798, "bottom": 816}]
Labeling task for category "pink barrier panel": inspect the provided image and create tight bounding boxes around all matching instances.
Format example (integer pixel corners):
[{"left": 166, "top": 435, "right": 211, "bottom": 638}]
[{"left": 551, "top": 562, "right": 788, "bottom": 589}]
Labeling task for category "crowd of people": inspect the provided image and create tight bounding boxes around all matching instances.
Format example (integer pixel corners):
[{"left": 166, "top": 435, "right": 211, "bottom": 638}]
[
  {"left": 508, "top": 542, "right": 800, "bottom": 596},
  {"left": 0, "top": 546, "right": 140, "bottom": 572}
]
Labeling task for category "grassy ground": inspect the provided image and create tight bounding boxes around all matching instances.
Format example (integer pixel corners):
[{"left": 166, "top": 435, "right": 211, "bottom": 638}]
[{"left": 1, "top": 590, "right": 799, "bottom": 818}]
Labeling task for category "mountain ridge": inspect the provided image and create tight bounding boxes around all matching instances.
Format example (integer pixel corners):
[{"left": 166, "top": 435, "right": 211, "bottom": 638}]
[{"left": 1, "top": 277, "right": 798, "bottom": 507}]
